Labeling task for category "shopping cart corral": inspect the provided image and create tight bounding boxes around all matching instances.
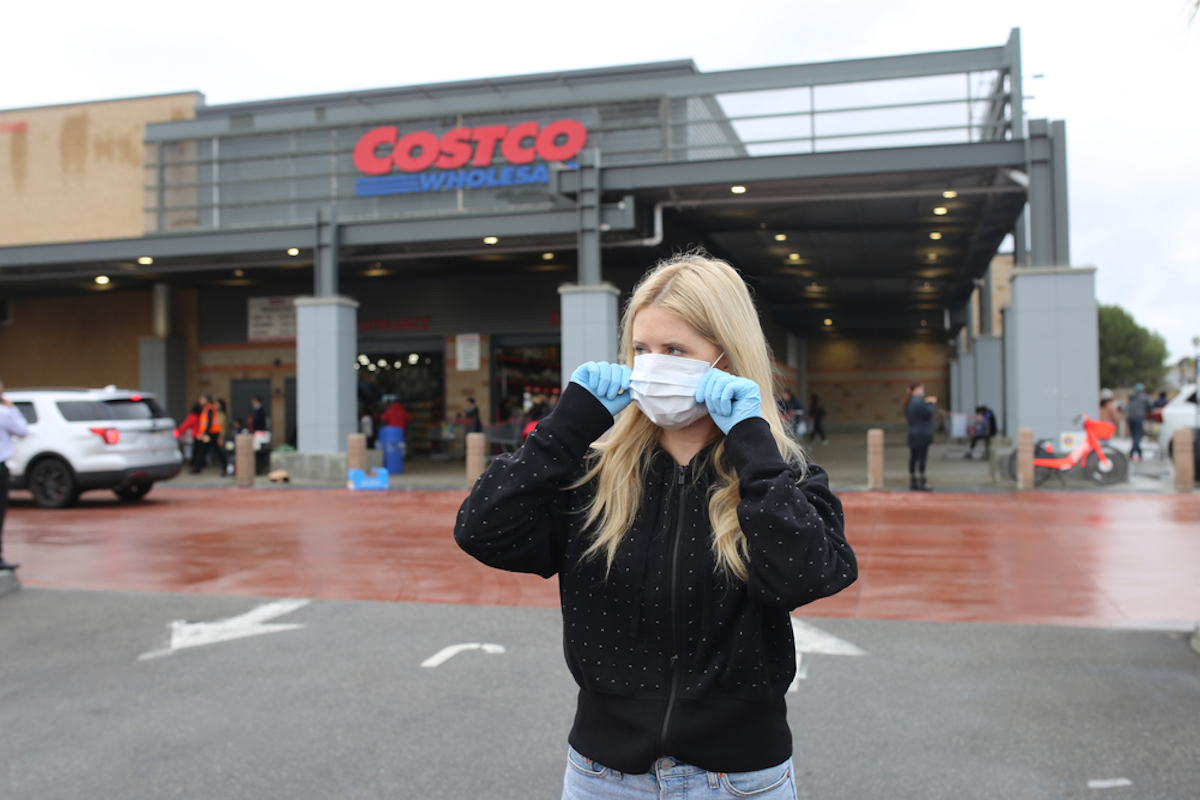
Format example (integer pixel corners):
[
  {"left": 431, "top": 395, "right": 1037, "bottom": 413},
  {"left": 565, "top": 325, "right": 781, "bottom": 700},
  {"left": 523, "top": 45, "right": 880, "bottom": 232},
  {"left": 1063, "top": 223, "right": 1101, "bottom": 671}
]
[
  {"left": 484, "top": 420, "right": 523, "bottom": 455},
  {"left": 428, "top": 422, "right": 468, "bottom": 461}
]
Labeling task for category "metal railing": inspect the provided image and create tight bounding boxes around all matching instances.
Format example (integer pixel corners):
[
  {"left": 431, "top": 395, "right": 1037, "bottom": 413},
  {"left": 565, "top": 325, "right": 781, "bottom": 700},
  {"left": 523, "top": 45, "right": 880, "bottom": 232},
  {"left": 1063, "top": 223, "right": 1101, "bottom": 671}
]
[{"left": 143, "top": 47, "right": 1018, "bottom": 233}]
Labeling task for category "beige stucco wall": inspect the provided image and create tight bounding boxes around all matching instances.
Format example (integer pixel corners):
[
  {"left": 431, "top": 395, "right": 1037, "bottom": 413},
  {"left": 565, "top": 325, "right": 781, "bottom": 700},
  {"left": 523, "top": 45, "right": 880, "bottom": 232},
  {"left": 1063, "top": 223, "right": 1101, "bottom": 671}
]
[
  {"left": 0, "top": 93, "right": 200, "bottom": 246},
  {"left": 806, "top": 338, "right": 951, "bottom": 429}
]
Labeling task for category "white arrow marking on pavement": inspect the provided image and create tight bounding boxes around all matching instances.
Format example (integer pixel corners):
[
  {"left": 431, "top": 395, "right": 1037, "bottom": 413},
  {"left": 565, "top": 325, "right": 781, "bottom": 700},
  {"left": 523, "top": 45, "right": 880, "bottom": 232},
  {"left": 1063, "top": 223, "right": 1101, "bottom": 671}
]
[
  {"left": 138, "top": 599, "right": 310, "bottom": 660},
  {"left": 789, "top": 618, "right": 866, "bottom": 691},
  {"left": 1087, "top": 778, "right": 1132, "bottom": 789},
  {"left": 421, "top": 642, "right": 506, "bottom": 668}
]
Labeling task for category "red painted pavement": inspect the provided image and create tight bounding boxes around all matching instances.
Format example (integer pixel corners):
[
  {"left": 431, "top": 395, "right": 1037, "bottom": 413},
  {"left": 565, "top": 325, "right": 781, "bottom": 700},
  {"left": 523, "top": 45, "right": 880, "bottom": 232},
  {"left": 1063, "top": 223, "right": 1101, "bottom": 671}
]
[{"left": 5, "top": 488, "right": 1199, "bottom": 629}]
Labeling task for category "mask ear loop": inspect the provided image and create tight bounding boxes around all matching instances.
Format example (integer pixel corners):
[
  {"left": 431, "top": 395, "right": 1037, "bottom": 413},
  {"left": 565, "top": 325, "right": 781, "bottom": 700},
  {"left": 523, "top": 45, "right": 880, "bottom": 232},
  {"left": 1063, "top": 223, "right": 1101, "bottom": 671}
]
[{"left": 710, "top": 352, "right": 725, "bottom": 369}]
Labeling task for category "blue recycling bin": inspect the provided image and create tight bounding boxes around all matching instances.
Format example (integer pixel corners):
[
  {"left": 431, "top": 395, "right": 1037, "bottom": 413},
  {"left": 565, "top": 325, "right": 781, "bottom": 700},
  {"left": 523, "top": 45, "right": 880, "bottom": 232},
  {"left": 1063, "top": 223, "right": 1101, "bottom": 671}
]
[{"left": 378, "top": 425, "right": 405, "bottom": 475}]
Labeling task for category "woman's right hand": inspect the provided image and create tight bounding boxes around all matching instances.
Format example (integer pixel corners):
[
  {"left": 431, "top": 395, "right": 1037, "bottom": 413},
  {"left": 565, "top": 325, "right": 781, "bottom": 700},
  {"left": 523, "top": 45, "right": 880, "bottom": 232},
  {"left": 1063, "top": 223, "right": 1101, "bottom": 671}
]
[
  {"left": 926, "top": 396, "right": 938, "bottom": 405},
  {"left": 570, "top": 361, "right": 632, "bottom": 417}
]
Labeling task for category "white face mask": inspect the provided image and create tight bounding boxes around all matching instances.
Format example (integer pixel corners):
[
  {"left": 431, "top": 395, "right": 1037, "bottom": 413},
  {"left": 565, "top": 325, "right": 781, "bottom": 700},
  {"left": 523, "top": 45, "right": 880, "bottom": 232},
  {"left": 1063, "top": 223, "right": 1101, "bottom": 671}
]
[{"left": 630, "top": 352, "right": 722, "bottom": 430}]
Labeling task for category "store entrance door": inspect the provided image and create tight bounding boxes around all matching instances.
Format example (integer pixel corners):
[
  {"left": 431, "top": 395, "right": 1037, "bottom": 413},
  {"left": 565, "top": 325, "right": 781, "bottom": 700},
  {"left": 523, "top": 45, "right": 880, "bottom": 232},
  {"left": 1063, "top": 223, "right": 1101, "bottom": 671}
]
[{"left": 356, "top": 343, "right": 445, "bottom": 453}]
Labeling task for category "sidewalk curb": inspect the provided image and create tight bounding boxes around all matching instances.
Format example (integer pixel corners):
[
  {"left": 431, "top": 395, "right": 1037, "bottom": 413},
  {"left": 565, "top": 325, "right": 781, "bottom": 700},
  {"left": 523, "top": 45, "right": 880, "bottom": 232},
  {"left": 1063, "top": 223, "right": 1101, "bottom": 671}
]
[{"left": 0, "top": 570, "right": 21, "bottom": 599}]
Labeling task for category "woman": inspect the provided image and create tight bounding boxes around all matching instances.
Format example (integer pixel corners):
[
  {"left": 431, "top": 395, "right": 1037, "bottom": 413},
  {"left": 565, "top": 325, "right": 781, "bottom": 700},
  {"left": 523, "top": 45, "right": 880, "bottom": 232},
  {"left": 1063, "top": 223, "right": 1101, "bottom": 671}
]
[
  {"left": 455, "top": 253, "right": 856, "bottom": 799},
  {"left": 904, "top": 382, "right": 936, "bottom": 491}
]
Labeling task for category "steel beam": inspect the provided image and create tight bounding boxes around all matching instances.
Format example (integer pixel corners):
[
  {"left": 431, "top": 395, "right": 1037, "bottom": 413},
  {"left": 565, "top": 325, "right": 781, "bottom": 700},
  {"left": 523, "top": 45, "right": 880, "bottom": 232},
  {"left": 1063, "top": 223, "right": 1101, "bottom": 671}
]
[
  {"left": 556, "top": 140, "right": 1028, "bottom": 194},
  {"left": 146, "top": 46, "right": 1012, "bottom": 142}
]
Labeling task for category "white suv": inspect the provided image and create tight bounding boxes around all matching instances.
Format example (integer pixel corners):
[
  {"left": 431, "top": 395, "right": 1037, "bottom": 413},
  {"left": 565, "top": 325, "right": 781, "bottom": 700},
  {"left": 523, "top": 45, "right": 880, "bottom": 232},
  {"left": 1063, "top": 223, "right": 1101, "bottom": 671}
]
[{"left": 5, "top": 387, "right": 183, "bottom": 508}]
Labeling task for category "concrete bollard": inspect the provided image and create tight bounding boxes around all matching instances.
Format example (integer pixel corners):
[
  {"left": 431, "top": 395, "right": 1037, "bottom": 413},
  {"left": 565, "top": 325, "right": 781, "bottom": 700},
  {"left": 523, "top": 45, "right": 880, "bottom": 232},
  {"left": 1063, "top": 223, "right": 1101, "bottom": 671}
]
[
  {"left": 466, "top": 432, "right": 486, "bottom": 486},
  {"left": 347, "top": 433, "right": 367, "bottom": 474},
  {"left": 867, "top": 428, "right": 884, "bottom": 490},
  {"left": 235, "top": 433, "right": 255, "bottom": 488},
  {"left": 1173, "top": 428, "right": 1195, "bottom": 492},
  {"left": 1016, "top": 428, "right": 1035, "bottom": 490}
]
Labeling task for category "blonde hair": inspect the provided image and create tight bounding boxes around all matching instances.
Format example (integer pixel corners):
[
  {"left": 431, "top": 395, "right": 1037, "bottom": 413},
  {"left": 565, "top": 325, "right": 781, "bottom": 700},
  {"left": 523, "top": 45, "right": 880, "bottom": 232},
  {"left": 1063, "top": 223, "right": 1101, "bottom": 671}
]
[{"left": 575, "top": 252, "right": 808, "bottom": 581}]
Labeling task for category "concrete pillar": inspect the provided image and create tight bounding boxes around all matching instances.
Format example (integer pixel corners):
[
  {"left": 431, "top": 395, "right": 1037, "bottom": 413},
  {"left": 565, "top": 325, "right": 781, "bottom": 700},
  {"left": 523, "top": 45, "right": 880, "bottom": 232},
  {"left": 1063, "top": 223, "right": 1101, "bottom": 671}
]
[
  {"left": 866, "top": 429, "right": 884, "bottom": 490},
  {"left": 347, "top": 433, "right": 367, "bottom": 473},
  {"left": 559, "top": 283, "right": 621, "bottom": 386},
  {"left": 466, "top": 432, "right": 486, "bottom": 486},
  {"left": 235, "top": 433, "right": 255, "bottom": 488},
  {"left": 576, "top": 149, "right": 602, "bottom": 286},
  {"left": 1005, "top": 267, "right": 1098, "bottom": 441},
  {"left": 138, "top": 336, "right": 187, "bottom": 424},
  {"left": 1016, "top": 428, "right": 1035, "bottom": 490},
  {"left": 295, "top": 296, "right": 359, "bottom": 453},
  {"left": 1173, "top": 428, "right": 1195, "bottom": 492}
]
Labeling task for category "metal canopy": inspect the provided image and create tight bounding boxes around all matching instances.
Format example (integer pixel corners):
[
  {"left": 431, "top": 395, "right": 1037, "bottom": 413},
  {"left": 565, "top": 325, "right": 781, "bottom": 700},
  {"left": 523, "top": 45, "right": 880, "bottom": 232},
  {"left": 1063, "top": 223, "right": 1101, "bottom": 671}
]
[{"left": 0, "top": 31, "right": 1036, "bottom": 342}]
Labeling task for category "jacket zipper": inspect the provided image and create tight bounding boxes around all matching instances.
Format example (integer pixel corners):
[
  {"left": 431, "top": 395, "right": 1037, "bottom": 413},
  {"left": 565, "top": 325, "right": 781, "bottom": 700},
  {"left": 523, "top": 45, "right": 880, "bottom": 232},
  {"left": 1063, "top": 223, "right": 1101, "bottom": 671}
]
[{"left": 658, "top": 464, "right": 687, "bottom": 755}]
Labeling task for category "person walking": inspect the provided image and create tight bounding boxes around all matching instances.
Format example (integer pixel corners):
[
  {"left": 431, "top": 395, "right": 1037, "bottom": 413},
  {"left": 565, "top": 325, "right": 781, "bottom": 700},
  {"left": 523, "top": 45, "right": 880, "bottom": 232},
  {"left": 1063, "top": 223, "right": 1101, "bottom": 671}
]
[
  {"left": 0, "top": 380, "right": 29, "bottom": 570},
  {"left": 455, "top": 253, "right": 856, "bottom": 800},
  {"left": 806, "top": 393, "right": 828, "bottom": 444},
  {"left": 904, "top": 382, "right": 936, "bottom": 491},
  {"left": 460, "top": 397, "right": 483, "bottom": 433},
  {"left": 359, "top": 404, "right": 376, "bottom": 449},
  {"left": 190, "top": 394, "right": 223, "bottom": 474},
  {"left": 1125, "top": 383, "right": 1150, "bottom": 462}
]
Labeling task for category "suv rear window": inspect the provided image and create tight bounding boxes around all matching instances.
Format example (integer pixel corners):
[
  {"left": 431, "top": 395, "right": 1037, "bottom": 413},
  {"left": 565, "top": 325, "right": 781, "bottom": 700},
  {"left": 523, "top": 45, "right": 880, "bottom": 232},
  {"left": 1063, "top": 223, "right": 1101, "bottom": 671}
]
[
  {"left": 15, "top": 402, "right": 37, "bottom": 424},
  {"left": 57, "top": 398, "right": 170, "bottom": 422}
]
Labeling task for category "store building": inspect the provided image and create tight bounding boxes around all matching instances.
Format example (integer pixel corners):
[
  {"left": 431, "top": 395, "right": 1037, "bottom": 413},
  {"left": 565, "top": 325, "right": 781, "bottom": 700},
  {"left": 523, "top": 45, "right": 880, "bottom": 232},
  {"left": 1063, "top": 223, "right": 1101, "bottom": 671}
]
[{"left": 0, "top": 29, "right": 1096, "bottom": 458}]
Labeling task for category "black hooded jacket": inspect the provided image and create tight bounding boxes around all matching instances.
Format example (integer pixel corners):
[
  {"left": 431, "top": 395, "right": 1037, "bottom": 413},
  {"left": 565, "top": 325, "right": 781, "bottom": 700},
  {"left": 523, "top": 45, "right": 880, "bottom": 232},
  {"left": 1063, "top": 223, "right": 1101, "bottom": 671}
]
[{"left": 454, "top": 383, "right": 857, "bottom": 774}]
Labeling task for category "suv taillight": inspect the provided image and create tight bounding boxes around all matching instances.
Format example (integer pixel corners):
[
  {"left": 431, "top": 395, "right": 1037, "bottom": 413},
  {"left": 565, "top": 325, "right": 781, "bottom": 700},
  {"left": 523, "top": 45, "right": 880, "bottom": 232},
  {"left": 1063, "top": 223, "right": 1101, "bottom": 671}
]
[{"left": 89, "top": 427, "right": 121, "bottom": 445}]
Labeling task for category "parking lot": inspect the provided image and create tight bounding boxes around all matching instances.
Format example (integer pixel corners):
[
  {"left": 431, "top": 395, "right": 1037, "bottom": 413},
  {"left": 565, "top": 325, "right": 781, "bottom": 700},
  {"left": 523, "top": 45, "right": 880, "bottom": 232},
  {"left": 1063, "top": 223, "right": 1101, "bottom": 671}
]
[{"left": 2, "top": 484, "right": 1199, "bottom": 799}]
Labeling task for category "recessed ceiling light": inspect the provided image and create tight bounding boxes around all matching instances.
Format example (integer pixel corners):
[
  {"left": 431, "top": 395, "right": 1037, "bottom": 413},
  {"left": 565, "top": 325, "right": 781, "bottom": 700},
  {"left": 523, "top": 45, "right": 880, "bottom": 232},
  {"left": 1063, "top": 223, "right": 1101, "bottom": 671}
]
[
  {"left": 921, "top": 319, "right": 928, "bottom": 327},
  {"left": 137, "top": 257, "right": 153, "bottom": 265},
  {"left": 823, "top": 318, "right": 833, "bottom": 326},
  {"left": 933, "top": 207, "right": 948, "bottom": 216},
  {"left": 942, "top": 190, "right": 958, "bottom": 199},
  {"left": 542, "top": 252, "right": 554, "bottom": 260},
  {"left": 232, "top": 269, "right": 244, "bottom": 277},
  {"left": 287, "top": 248, "right": 300, "bottom": 256},
  {"left": 730, "top": 186, "right": 747, "bottom": 194},
  {"left": 927, "top": 253, "right": 937, "bottom": 260},
  {"left": 94, "top": 275, "right": 110, "bottom": 285},
  {"left": 923, "top": 282, "right": 931, "bottom": 289},
  {"left": 483, "top": 236, "right": 499, "bottom": 245},
  {"left": 929, "top": 232, "right": 942, "bottom": 240},
  {"left": 774, "top": 234, "right": 787, "bottom": 241},
  {"left": 788, "top": 253, "right": 802, "bottom": 261}
]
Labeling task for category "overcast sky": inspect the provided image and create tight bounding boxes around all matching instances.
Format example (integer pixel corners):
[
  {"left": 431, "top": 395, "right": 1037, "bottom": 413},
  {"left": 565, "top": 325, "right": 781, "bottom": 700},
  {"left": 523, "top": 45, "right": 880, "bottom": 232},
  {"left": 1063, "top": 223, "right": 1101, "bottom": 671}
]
[{"left": 5, "top": 0, "right": 1198, "bottom": 363}]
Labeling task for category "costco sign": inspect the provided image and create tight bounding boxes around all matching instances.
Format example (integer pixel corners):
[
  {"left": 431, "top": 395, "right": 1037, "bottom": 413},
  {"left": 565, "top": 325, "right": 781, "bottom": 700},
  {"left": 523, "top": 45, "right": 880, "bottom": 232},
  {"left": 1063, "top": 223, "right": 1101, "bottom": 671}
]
[{"left": 353, "top": 119, "right": 587, "bottom": 198}]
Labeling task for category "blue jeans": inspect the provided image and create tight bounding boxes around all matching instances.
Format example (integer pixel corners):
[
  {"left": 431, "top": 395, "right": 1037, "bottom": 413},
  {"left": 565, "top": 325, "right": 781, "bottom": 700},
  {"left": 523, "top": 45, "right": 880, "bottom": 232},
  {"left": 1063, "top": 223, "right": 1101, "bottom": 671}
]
[
  {"left": 563, "top": 746, "right": 797, "bottom": 799},
  {"left": 1129, "top": 418, "right": 1144, "bottom": 458}
]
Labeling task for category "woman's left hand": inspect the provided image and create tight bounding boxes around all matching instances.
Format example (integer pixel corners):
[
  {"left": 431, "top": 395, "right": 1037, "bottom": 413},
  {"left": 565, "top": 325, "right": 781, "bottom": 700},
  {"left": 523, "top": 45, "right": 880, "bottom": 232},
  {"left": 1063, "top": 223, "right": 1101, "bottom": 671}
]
[{"left": 696, "top": 369, "right": 762, "bottom": 434}]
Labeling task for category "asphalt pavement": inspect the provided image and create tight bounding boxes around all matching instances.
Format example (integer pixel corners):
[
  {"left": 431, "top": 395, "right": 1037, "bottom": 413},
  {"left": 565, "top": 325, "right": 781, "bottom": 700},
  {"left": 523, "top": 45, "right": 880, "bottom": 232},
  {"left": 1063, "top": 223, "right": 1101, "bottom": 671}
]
[
  {"left": 2, "top": 432, "right": 1198, "bottom": 799},
  {"left": 3, "top": 588, "right": 1197, "bottom": 800}
]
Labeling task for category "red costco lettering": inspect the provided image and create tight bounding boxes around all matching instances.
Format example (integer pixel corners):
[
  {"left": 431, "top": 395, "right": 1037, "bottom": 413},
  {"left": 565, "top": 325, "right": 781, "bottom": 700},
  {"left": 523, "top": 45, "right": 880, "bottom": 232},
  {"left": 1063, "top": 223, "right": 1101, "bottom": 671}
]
[
  {"left": 353, "top": 119, "right": 587, "bottom": 175},
  {"left": 393, "top": 130, "right": 440, "bottom": 172},
  {"left": 353, "top": 126, "right": 398, "bottom": 175}
]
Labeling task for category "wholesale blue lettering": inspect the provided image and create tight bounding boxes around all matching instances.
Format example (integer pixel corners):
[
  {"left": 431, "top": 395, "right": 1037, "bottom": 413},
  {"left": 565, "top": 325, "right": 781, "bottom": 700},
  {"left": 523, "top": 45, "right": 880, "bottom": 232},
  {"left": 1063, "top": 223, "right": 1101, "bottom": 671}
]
[{"left": 357, "top": 162, "right": 558, "bottom": 198}]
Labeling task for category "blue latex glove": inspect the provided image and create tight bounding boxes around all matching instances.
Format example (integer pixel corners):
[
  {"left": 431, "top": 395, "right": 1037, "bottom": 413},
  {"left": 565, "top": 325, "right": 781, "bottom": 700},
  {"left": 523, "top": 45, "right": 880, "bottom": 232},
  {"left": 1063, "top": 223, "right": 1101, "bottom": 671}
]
[
  {"left": 696, "top": 369, "right": 762, "bottom": 434},
  {"left": 570, "top": 361, "right": 633, "bottom": 417}
]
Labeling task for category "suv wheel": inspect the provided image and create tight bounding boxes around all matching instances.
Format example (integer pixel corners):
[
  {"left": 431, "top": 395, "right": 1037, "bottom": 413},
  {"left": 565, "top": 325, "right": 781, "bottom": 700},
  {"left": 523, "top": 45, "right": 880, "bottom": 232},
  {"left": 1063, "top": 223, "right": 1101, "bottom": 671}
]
[
  {"left": 114, "top": 483, "right": 153, "bottom": 502},
  {"left": 28, "top": 458, "right": 79, "bottom": 509}
]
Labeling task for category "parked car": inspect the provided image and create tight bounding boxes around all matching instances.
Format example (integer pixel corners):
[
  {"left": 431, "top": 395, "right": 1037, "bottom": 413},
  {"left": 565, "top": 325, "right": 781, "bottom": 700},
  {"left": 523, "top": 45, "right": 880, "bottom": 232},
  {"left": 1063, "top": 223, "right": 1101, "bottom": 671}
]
[
  {"left": 1158, "top": 384, "right": 1197, "bottom": 464},
  {"left": 5, "top": 386, "right": 182, "bottom": 508}
]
